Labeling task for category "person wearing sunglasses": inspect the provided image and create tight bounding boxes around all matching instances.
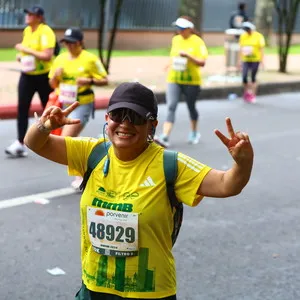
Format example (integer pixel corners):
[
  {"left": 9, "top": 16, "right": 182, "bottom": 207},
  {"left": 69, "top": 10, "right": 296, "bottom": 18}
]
[
  {"left": 48, "top": 27, "right": 108, "bottom": 190},
  {"left": 156, "top": 16, "right": 208, "bottom": 147},
  {"left": 24, "top": 82, "right": 254, "bottom": 300}
]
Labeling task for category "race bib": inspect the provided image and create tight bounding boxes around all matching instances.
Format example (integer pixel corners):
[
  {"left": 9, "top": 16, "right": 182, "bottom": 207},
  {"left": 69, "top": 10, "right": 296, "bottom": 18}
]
[
  {"left": 87, "top": 207, "right": 139, "bottom": 257},
  {"left": 21, "top": 55, "right": 36, "bottom": 72},
  {"left": 242, "top": 46, "right": 254, "bottom": 56},
  {"left": 172, "top": 57, "right": 188, "bottom": 71},
  {"left": 59, "top": 83, "right": 78, "bottom": 104}
]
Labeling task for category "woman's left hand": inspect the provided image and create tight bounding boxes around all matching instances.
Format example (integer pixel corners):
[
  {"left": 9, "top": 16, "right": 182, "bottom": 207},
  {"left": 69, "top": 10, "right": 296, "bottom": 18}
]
[
  {"left": 15, "top": 43, "right": 25, "bottom": 52},
  {"left": 214, "top": 117, "right": 254, "bottom": 165},
  {"left": 179, "top": 51, "right": 189, "bottom": 58},
  {"left": 76, "top": 77, "right": 92, "bottom": 86}
]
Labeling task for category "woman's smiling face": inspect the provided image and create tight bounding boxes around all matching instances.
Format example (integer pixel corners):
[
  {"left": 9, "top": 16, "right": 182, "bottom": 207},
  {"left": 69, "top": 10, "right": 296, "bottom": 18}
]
[{"left": 105, "top": 109, "right": 157, "bottom": 160}]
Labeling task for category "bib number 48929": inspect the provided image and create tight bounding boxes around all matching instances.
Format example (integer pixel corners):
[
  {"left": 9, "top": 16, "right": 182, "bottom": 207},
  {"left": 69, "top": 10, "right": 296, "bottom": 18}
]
[
  {"left": 89, "top": 222, "right": 135, "bottom": 243},
  {"left": 87, "top": 207, "right": 139, "bottom": 257}
]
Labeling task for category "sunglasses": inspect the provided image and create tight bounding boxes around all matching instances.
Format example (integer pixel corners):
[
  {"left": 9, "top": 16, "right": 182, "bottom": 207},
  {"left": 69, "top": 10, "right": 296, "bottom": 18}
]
[{"left": 108, "top": 108, "right": 147, "bottom": 125}]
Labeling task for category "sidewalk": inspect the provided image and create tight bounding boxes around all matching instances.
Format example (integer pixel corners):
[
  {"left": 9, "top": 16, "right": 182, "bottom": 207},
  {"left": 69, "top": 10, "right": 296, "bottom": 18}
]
[{"left": 1, "top": 54, "right": 300, "bottom": 119}]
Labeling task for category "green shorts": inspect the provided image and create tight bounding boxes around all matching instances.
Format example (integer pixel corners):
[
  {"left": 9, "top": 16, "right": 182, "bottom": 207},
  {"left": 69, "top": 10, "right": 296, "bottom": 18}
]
[{"left": 75, "top": 282, "right": 177, "bottom": 300}]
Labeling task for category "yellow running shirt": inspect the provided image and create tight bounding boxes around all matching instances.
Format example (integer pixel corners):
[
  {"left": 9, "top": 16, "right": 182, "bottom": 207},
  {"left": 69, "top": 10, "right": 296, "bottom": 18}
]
[
  {"left": 239, "top": 31, "right": 265, "bottom": 62},
  {"left": 167, "top": 34, "right": 208, "bottom": 86},
  {"left": 66, "top": 137, "right": 211, "bottom": 298},
  {"left": 49, "top": 50, "right": 107, "bottom": 105},
  {"left": 20, "top": 23, "right": 56, "bottom": 75}
]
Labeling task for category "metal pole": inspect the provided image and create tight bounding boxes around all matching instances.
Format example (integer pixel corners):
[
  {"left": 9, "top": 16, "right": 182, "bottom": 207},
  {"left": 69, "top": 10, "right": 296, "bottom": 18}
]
[{"left": 103, "top": 0, "right": 111, "bottom": 50}]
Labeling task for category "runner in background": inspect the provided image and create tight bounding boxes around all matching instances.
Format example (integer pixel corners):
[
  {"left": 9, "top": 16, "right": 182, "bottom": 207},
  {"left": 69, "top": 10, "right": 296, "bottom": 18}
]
[
  {"left": 48, "top": 27, "right": 108, "bottom": 190},
  {"left": 229, "top": 2, "right": 249, "bottom": 30},
  {"left": 156, "top": 16, "right": 208, "bottom": 147},
  {"left": 5, "top": 6, "right": 55, "bottom": 158},
  {"left": 239, "top": 22, "right": 265, "bottom": 103}
]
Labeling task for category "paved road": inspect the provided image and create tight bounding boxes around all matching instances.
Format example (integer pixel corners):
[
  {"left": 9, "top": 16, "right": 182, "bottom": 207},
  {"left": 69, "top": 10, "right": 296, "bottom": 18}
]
[{"left": 1, "top": 93, "right": 300, "bottom": 300}]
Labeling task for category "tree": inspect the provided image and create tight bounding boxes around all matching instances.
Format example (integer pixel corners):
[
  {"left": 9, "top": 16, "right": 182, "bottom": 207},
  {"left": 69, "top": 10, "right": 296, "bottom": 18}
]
[
  {"left": 98, "top": 0, "right": 123, "bottom": 73},
  {"left": 272, "top": 0, "right": 300, "bottom": 73},
  {"left": 254, "top": 0, "right": 274, "bottom": 46},
  {"left": 179, "top": 0, "right": 203, "bottom": 35}
]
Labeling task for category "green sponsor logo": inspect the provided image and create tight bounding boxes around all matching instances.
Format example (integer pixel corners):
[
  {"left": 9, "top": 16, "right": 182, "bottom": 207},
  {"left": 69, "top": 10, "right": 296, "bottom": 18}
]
[
  {"left": 97, "top": 187, "right": 117, "bottom": 198},
  {"left": 92, "top": 198, "right": 133, "bottom": 212},
  {"left": 123, "top": 192, "right": 139, "bottom": 200}
]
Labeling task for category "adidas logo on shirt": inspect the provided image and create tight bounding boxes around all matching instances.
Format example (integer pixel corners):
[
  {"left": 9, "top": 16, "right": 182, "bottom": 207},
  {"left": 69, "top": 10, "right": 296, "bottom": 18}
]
[{"left": 140, "top": 176, "right": 156, "bottom": 187}]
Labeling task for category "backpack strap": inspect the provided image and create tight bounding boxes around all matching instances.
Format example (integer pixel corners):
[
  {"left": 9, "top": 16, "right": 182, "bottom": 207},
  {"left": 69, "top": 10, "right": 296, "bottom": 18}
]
[
  {"left": 163, "top": 150, "right": 183, "bottom": 246},
  {"left": 79, "top": 141, "right": 111, "bottom": 191}
]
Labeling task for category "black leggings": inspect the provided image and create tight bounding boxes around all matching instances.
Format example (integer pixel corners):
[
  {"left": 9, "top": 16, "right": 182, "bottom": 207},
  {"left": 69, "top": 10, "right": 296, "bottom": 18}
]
[
  {"left": 17, "top": 72, "right": 52, "bottom": 143},
  {"left": 242, "top": 62, "right": 260, "bottom": 84},
  {"left": 75, "top": 283, "right": 177, "bottom": 300}
]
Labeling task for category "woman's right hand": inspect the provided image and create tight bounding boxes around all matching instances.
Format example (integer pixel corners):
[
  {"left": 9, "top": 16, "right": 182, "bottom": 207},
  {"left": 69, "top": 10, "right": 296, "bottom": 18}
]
[
  {"left": 54, "top": 67, "right": 64, "bottom": 79},
  {"left": 40, "top": 102, "right": 81, "bottom": 130}
]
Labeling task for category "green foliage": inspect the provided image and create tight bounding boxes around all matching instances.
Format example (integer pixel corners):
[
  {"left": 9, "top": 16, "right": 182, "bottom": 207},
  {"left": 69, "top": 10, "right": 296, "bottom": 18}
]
[{"left": 179, "top": 0, "right": 200, "bottom": 18}]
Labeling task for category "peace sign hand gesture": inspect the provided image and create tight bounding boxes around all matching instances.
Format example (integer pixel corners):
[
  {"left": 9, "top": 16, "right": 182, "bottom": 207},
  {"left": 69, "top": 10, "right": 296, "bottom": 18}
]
[
  {"left": 37, "top": 102, "right": 81, "bottom": 130},
  {"left": 214, "top": 118, "right": 254, "bottom": 165}
]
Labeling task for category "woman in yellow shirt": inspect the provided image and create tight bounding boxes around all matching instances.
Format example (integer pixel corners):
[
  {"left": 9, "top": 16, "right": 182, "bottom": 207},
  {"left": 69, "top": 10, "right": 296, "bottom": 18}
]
[
  {"left": 156, "top": 16, "right": 208, "bottom": 147},
  {"left": 5, "top": 6, "right": 55, "bottom": 158},
  {"left": 24, "top": 82, "right": 254, "bottom": 300},
  {"left": 239, "top": 22, "right": 265, "bottom": 103},
  {"left": 49, "top": 27, "right": 108, "bottom": 189}
]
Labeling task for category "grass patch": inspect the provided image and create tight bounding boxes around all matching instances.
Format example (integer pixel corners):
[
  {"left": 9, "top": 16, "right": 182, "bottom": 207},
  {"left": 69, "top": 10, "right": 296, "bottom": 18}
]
[{"left": 0, "top": 45, "right": 299, "bottom": 62}]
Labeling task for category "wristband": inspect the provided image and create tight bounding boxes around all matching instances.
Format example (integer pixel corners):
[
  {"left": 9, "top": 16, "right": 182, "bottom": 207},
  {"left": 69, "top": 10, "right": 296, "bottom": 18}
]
[{"left": 34, "top": 112, "right": 51, "bottom": 134}]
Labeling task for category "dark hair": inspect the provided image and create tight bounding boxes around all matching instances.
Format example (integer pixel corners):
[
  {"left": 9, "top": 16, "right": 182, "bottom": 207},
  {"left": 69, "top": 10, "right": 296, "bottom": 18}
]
[
  {"left": 238, "top": 2, "right": 246, "bottom": 10},
  {"left": 176, "top": 15, "right": 202, "bottom": 38}
]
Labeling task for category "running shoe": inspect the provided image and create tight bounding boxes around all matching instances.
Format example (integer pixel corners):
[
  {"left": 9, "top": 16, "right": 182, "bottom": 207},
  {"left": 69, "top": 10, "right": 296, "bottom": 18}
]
[
  {"left": 243, "top": 91, "right": 251, "bottom": 102},
  {"left": 243, "top": 91, "right": 256, "bottom": 103},
  {"left": 154, "top": 134, "right": 170, "bottom": 148},
  {"left": 71, "top": 176, "right": 83, "bottom": 192},
  {"left": 248, "top": 93, "right": 257, "bottom": 103},
  {"left": 188, "top": 132, "right": 201, "bottom": 144},
  {"left": 5, "top": 140, "right": 28, "bottom": 157}
]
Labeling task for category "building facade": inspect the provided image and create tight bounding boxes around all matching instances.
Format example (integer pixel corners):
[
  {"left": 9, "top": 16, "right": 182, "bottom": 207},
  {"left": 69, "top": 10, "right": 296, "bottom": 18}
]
[{"left": 0, "top": 0, "right": 299, "bottom": 49}]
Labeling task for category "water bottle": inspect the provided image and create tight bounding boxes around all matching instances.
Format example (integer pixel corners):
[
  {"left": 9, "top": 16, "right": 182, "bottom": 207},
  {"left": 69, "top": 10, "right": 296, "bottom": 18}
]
[{"left": 228, "top": 93, "right": 238, "bottom": 101}]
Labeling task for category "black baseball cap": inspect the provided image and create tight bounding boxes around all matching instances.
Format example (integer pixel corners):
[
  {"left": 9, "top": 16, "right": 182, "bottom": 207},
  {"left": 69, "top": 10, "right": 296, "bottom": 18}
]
[
  {"left": 24, "top": 6, "right": 44, "bottom": 16},
  {"left": 60, "top": 27, "right": 84, "bottom": 43},
  {"left": 107, "top": 82, "right": 158, "bottom": 120}
]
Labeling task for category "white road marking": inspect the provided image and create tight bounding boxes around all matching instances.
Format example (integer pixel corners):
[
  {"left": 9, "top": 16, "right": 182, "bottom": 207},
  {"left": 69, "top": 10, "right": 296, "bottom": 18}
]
[{"left": 0, "top": 188, "right": 76, "bottom": 210}]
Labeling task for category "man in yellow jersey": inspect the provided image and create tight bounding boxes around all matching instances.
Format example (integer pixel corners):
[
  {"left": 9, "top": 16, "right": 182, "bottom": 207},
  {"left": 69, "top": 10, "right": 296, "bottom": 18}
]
[
  {"left": 49, "top": 27, "right": 108, "bottom": 190},
  {"left": 24, "top": 82, "right": 254, "bottom": 300},
  {"left": 239, "top": 22, "right": 265, "bottom": 103},
  {"left": 5, "top": 6, "right": 55, "bottom": 157},
  {"left": 156, "top": 16, "right": 208, "bottom": 147}
]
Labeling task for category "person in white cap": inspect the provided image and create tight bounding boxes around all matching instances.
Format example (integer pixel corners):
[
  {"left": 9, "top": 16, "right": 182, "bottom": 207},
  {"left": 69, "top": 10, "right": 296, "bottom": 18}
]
[
  {"left": 156, "top": 16, "right": 208, "bottom": 147},
  {"left": 239, "top": 21, "right": 265, "bottom": 103}
]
